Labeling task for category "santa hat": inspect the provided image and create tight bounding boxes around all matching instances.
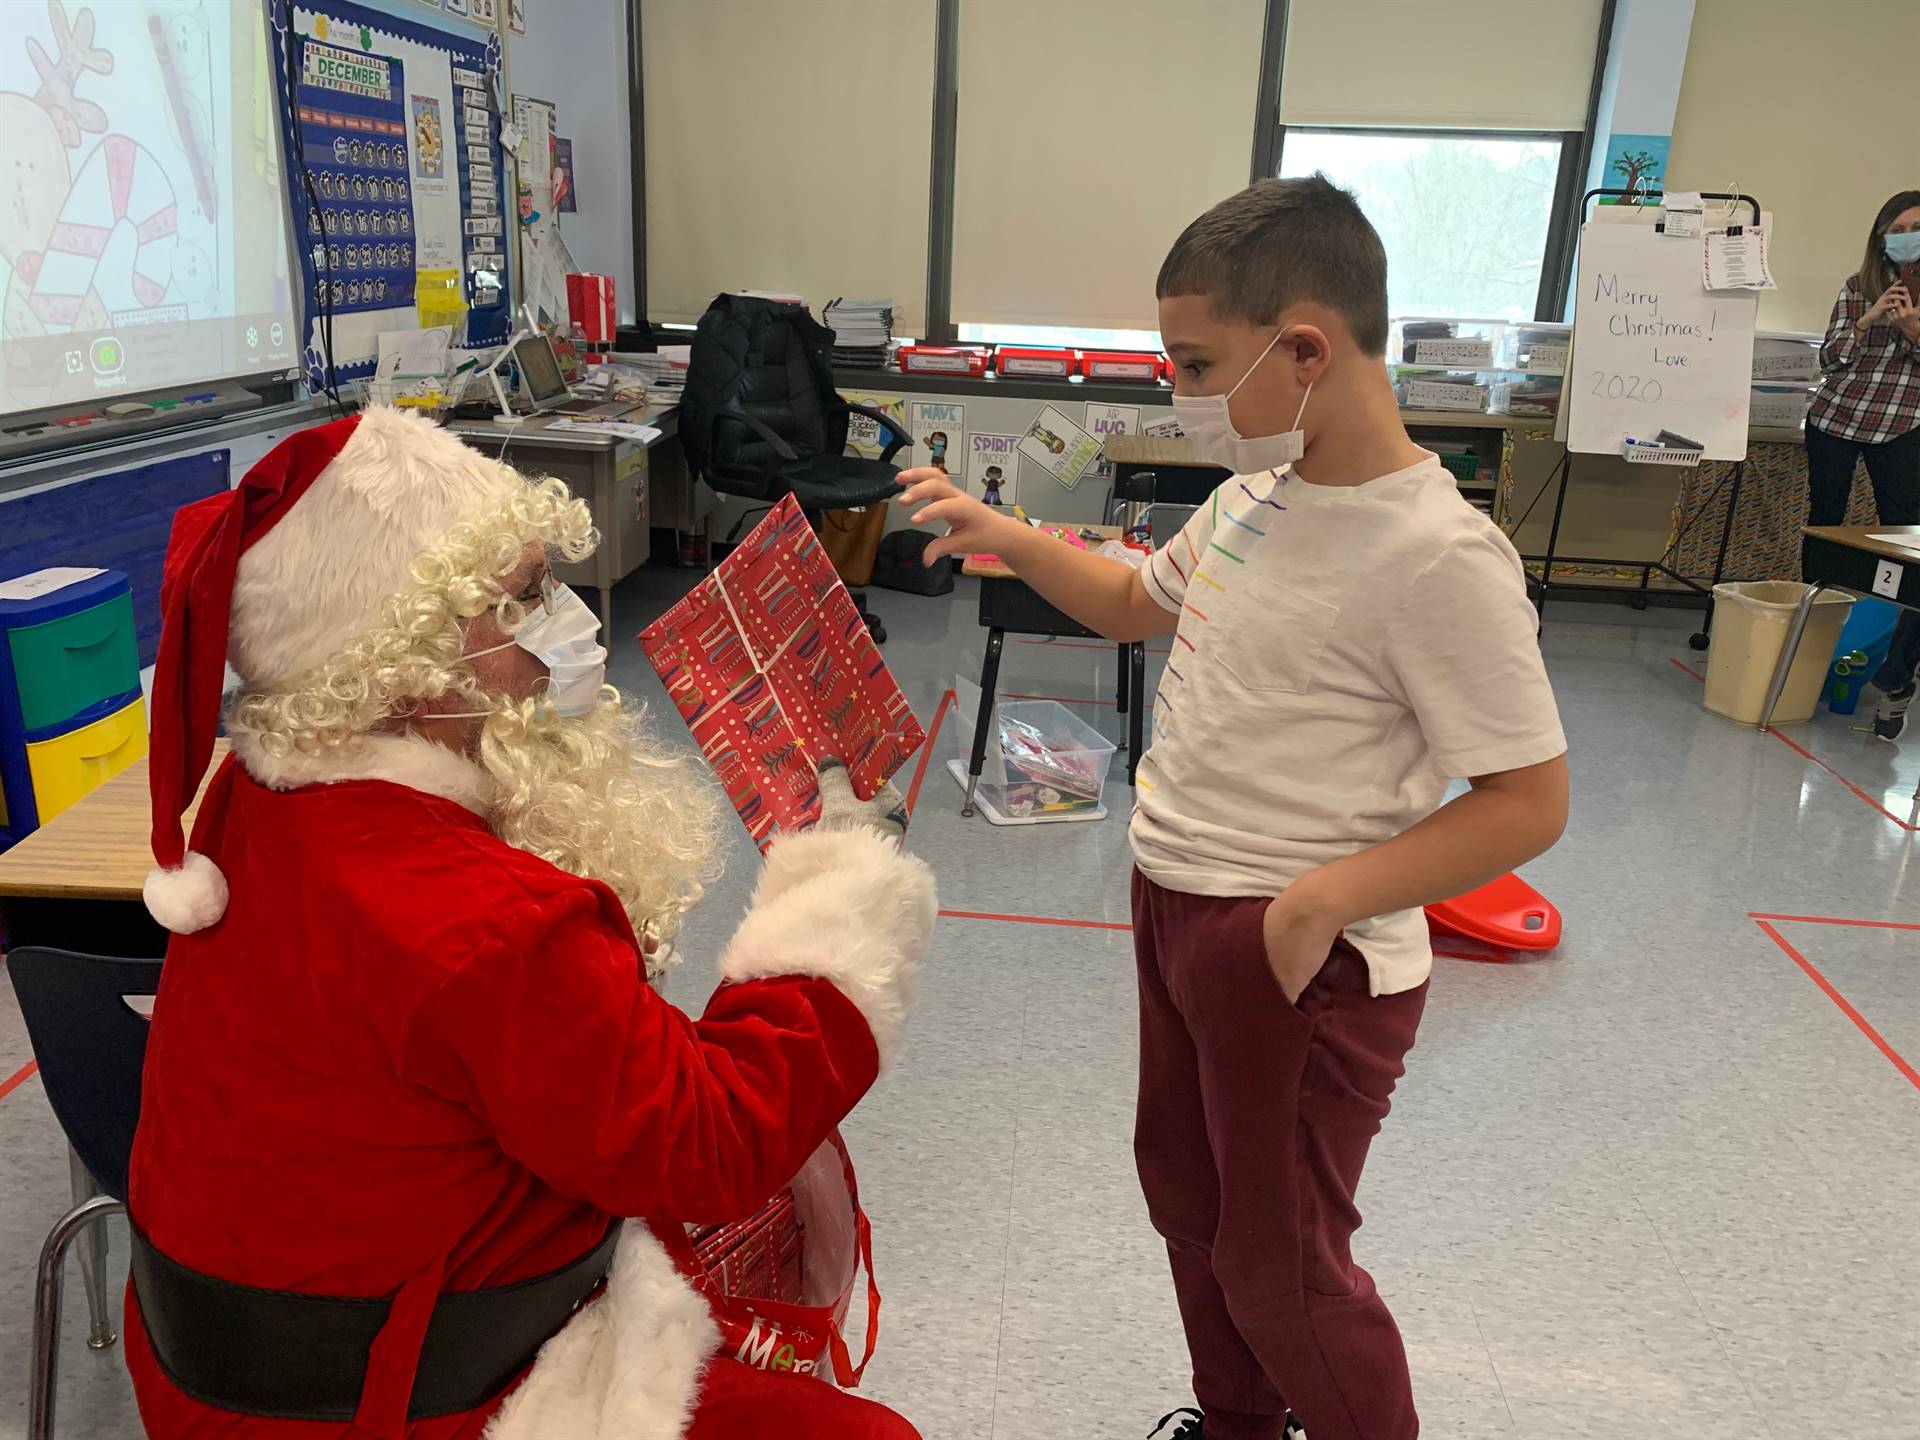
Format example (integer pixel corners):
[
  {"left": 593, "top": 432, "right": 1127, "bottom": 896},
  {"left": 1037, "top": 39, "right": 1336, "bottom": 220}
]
[{"left": 145, "top": 407, "right": 522, "bottom": 933}]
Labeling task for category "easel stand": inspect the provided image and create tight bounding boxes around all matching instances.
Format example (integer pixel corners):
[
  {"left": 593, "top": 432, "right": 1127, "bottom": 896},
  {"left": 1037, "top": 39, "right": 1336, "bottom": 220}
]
[
  {"left": 1526, "top": 188, "right": 1761, "bottom": 651},
  {"left": 1528, "top": 447, "right": 1746, "bottom": 649}
]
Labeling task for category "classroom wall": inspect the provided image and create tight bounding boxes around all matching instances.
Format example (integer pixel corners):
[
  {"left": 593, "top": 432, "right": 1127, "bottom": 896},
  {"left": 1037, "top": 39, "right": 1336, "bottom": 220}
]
[
  {"left": 507, "top": 0, "right": 636, "bottom": 322},
  {"left": 1667, "top": 0, "right": 1920, "bottom": 333}
]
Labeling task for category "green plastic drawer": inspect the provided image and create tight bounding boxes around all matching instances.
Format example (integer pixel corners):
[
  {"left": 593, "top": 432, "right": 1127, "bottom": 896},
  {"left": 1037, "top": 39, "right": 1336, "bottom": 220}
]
[{"left": 9, "top": 591, "right": 140, "bottom": 733}]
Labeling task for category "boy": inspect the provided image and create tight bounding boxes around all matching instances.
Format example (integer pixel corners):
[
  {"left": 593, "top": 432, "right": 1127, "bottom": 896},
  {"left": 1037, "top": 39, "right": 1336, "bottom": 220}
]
[{"left": 897, "top": 177, "right": 1567, "bottom": 1440}]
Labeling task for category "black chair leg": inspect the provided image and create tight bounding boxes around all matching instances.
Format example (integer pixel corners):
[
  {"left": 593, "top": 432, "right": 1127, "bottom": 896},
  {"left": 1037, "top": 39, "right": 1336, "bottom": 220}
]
[{"left": 851, "top": 589, "right": 886, "bottom": 645}]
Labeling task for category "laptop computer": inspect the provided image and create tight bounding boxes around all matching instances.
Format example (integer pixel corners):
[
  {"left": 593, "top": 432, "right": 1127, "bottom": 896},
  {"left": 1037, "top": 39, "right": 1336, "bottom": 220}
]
[{"left": 513, "top": 332, "right": 625, "bottom": 417}]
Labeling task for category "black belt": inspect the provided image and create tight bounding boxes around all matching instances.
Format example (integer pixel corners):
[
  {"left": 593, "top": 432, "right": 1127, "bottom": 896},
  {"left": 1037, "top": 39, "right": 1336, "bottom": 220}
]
[{"left": 130, "top": 1222, "right": 620, "bottom": 1421}]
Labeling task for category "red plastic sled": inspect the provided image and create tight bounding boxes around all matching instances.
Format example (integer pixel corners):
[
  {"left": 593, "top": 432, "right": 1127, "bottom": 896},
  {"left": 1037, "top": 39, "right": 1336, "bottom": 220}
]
[{"left": 1426, "top": 872, "right": 1561, "bottom": 951}]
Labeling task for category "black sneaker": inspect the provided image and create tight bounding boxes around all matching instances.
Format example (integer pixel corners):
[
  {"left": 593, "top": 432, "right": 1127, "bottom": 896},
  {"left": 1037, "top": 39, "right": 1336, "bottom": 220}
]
[
  {"left": 1145, "top": 1411, "right": 1307, "bottom": 1439},
  {"left": 1148, "top": 1410, "right": 1204, "bottom": 1439},
  {"left": 1872, "top": 683, "right": 1914, "bottom": 742}
]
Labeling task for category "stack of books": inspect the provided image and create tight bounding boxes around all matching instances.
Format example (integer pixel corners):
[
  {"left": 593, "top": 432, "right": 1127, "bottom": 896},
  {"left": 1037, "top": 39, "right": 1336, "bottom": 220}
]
[{"left": 825, "top": 297, "right": 895, "bottom": 370}]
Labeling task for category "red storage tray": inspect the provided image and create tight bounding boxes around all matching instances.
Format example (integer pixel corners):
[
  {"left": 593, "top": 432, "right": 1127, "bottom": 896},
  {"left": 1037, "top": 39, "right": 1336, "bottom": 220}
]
[
  {"left": 995, "top": 346, "right": 1079, "bottom": 378},
  {"left": 1081, "top": 349, "right": 1165, "bottom": 382},
  {"left": 897, "top": 344, "right": 991, "bottom": 377}
]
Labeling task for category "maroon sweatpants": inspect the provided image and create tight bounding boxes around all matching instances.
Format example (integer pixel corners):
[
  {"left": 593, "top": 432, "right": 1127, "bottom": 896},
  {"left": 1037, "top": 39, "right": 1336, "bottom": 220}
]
[{"left": 1131, "top": 870, "right": 1428, "bottom": 1440}]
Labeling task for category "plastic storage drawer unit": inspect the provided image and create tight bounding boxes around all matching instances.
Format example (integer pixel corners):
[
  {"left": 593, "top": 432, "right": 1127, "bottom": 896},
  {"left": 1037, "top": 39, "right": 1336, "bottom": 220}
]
[
  {"left": 23, "top": 694, "right": 148, "bottom": 825},
  {"left": 0, "top": 568, "right": 144, "bottom": 846}
]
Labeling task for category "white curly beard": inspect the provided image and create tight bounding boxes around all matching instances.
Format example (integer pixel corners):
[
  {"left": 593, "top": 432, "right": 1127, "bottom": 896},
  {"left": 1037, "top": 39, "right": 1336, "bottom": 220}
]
[{"left": 477, "top": 691, "right": 723, "bottom": 974}]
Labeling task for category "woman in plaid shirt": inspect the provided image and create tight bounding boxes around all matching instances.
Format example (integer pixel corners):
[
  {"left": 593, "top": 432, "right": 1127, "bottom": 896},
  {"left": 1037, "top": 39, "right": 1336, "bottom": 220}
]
[{"left": 1806, "top": 189, "right": 1920, "bottom": 741}]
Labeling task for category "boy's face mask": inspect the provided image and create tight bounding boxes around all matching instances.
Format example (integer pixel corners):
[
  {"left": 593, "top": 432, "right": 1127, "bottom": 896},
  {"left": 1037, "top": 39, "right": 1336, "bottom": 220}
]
[
  {"left": 1884, "top": 230, "right": 1920, "bottom": 265},
  {"left": 1170, "top": 327, "right": 1313, "bottom": 475}
]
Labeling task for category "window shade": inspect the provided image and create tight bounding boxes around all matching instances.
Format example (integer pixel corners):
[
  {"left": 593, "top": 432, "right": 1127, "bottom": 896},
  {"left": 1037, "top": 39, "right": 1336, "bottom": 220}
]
[
  {"left": 1280, "top": 0, "right": 1604, "bottom": 131},
  {"left": 949, "top": 0, "right": 1266, "bottom": 333},
  {"left": 642, "top": 0, "right": 936, "bottom": 331}
]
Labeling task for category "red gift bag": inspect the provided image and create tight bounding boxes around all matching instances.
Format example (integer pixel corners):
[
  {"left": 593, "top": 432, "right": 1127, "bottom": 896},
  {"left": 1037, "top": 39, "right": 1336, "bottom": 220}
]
[{"left": 671, "top": 1132, "right": 882, "bottom": 1386}]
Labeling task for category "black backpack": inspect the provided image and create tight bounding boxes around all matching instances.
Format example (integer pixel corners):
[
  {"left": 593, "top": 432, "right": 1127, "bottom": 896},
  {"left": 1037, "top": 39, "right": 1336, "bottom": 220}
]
[
  {"left": 869, "top": 529, "right": 956, "bottom": 596},
  {"left": 680, "top": 293, "right": 903, "bottom": 507}
]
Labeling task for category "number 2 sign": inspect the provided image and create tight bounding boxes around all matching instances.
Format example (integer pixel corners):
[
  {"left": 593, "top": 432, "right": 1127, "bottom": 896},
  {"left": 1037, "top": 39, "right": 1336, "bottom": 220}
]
[{"left": 1872, "top": 559, "right": 1905, "bottom": 600}]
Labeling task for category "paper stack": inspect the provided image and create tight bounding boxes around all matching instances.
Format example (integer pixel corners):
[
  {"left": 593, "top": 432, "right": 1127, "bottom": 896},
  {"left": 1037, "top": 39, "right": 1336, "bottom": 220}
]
[
  {"left": 825, "top": 297, "right": 895, "bottom": 370},
  {"left": 610, "top": 344, "right": 691, "bottom": 400}
]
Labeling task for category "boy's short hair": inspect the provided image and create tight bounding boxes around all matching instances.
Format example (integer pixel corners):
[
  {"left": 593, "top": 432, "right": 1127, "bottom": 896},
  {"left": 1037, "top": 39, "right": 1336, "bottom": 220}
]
[{"left": 1156, "top": 174, "right": 1389, "bottom": 354}]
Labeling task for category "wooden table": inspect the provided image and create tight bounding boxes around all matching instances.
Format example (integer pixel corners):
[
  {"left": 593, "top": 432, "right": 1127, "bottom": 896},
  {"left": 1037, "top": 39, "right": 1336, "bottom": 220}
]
[
  {"left": 1759, "top": 527, "right": 1920, "bottom": 753},
  {"left": 0, "top": 746, "right": 222, "bottom": 955},
  {"left": 959, "top": 525, "right": 1145, "bottom": 815}
]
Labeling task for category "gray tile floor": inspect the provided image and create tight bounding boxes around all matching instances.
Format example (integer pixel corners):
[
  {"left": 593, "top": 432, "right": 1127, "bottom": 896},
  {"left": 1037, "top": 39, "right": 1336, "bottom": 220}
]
[{"left": 2, "top": 572, "right": 1917, "bottom": 1440}]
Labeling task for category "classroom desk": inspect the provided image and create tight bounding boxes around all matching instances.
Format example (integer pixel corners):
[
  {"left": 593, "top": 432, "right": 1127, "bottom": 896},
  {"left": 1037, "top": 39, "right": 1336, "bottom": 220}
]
[
  {"left": 444, "top": 403, "right": 692, "bottom": 631},
  {"left": 1759, "top": 528, "right": 1920, "bottom": 760},
  {"left": 959, "top": 526, "right": 1144, "bottom": 817},
  {"left": 0, "top": 747, "right": 222, "bottom": 957},
  {"left": 1103, "top": 433, "right": 1230, "bottom": 523}
]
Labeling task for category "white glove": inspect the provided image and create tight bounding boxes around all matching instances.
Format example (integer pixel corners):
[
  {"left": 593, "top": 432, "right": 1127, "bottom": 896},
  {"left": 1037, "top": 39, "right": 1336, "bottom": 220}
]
[{"left": 814, "top": 756, "right": 909, "bottom": 846}]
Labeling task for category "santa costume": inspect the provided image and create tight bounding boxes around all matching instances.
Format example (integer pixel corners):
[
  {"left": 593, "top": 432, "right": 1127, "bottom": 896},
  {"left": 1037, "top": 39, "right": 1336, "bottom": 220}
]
[{"left": 125, "top": 407, "right": 934, "bottom": 1439}]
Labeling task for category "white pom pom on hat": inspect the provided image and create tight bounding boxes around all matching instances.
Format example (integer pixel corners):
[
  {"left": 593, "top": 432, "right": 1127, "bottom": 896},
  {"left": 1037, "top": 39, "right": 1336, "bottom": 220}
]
[{"left": 141, "top": 851, "right": 230, "bottom": 935}]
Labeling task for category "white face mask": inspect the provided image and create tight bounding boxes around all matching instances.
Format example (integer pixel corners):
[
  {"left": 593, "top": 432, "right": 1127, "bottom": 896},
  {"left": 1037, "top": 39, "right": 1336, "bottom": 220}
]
[
  {"left": 462, "top": 580, "right": 609, "bottom": 717},
  {"left": 1170, "top": 328, "right": 1312, "bottom": 475}
]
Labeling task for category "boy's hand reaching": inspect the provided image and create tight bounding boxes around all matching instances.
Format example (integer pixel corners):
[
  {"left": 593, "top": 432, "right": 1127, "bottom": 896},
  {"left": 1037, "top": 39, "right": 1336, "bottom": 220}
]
[{"left": 895, "top": 469, "right": 1019, "bottom": 565}]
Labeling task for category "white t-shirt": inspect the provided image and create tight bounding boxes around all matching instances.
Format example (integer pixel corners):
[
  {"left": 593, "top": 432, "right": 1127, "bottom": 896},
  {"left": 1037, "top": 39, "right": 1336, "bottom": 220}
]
[{"left": 1132, "top": 455, "right": 1566, "bottom": 996}]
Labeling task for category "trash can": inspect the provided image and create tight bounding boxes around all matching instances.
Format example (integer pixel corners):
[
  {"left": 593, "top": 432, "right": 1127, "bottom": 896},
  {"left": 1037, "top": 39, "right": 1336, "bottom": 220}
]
[{"left": 1704, "top": 582, "right": 1855, "bottom": 725}]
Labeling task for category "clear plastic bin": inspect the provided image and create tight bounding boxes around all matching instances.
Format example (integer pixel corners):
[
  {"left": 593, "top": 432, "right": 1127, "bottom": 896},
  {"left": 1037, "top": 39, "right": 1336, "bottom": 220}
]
[
  {"left": 949, "top": 676, "right": 1115, "bottom": 824},
  {"left": 1703, "top": 582, "right": 1854, "bottom": 725},
  {"left": 1749, "top": 384, "right": 1812, "bottom": 429},
  {"left": 1396, "top": 370, "right": 1492, "bottom": 413}
]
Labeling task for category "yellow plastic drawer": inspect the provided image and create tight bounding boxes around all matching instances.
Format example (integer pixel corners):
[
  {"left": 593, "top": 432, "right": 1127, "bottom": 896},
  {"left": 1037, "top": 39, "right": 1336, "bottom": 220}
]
[{"left": 25, "top": 696, "right": 148, "bottom": 825}]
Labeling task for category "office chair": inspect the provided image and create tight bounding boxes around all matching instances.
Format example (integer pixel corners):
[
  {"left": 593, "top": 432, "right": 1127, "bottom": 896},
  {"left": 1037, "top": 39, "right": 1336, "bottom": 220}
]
[
  {"left": 680, "top": 294, "right": 911, "bottom": 643},
  {"left": 7, "top": 946, "right": 164, "bottom": 1440}
]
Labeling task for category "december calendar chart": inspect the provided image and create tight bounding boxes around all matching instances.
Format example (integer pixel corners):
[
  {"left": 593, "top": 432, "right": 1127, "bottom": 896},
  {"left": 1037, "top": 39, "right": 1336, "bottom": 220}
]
[{"left": 295, "top": 39, "right": 417, "bottom": 315}]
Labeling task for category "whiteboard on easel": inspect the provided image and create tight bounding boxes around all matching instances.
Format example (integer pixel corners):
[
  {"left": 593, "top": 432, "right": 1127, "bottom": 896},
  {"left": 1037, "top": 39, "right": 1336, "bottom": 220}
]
[{"left": 1565, "top": 209, "right": 1764, "bottom": 462}]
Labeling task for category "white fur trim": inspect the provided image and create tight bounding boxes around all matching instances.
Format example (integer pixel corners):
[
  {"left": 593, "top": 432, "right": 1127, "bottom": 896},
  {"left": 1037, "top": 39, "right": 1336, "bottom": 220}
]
[
  {"left": 231, "top": 406, "right": 524, "bottom": 692},
  {"left": 484, "top": 1223, "right": 718, "bottom": 1440},
  {"left": 717, "top": 829, "right": 936, "bottom": 1071},
  {"left": 229, "top": 729, "right": 495, "bottom": 815},
  {"left": 142, "top": 851, "right": 229, "bottom": 934}
]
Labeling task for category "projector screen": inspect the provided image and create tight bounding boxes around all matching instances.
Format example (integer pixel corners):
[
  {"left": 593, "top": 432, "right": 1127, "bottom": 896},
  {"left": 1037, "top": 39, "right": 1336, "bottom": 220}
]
[{"left": 0, "top": 0, "right": 299, "bottom": 418}]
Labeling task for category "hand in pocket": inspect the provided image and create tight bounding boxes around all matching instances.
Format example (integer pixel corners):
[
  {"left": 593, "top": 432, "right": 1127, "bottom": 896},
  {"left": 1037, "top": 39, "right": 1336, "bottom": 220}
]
[{"left": 1261, "top": 887, "right": 1342, "bottom": 1004}]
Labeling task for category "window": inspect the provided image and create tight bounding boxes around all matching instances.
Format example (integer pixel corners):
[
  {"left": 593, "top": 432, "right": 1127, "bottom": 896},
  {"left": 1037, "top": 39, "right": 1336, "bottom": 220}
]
[
  {"left": 949, "top": 0, "right": 1264, "bottom": 340},
  {"left": 641, "top": 0, "right": 937, "bottom": 330},
  {"left": 1279, "top": 129, "right": 1564, "bottom": 323}
]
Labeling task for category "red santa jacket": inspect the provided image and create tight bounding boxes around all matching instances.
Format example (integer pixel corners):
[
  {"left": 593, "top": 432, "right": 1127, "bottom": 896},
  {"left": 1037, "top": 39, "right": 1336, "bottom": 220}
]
[{"left": 126, "top": 732, "right": 933, "bottom": 1440}]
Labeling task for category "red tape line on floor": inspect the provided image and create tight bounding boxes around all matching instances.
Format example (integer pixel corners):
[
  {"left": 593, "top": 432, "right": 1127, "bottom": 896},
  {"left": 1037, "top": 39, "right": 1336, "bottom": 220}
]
[
  {"left": 938, "top": 909, "right": 1134, "bottom": 932},
  {"left": 1748, "top": 912, "right": 1920, "bottom": 932},
  {"left": 904, "top": 688, "right": 955, "bottom": 818},
  {"left": 1666, "top": 657, "right": 1918, "bottom": 831},
  {"left": 0, "top": 1060, "right": 39, "bottom": 1105},
  {"left": 1752, "top": 918, "right": 1920, "bottom": 1091}
]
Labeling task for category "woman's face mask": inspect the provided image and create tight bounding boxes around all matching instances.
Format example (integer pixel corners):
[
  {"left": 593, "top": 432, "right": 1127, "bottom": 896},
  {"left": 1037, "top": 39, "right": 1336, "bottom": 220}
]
[{"left": 1883, "top": 230, "right": 1920, "bottom": 265}]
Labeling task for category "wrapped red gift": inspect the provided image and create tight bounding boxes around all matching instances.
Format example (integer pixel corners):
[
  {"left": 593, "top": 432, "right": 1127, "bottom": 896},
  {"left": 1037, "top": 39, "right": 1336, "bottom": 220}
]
[
  {"left": 1081, "top": 349, "right": 1165, "bottom": 382},
  {"left": 897, "top": 343, "right": 990, "bottom": 377},
  {"left": 565, "top": 272, "right": 617, "bottom": 345},
  {"left": 996, "top": 346, "right": 1078, "bottom": 378},
  {"left": 640, "top": 496, "right": 925, "bottom": 851}
]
